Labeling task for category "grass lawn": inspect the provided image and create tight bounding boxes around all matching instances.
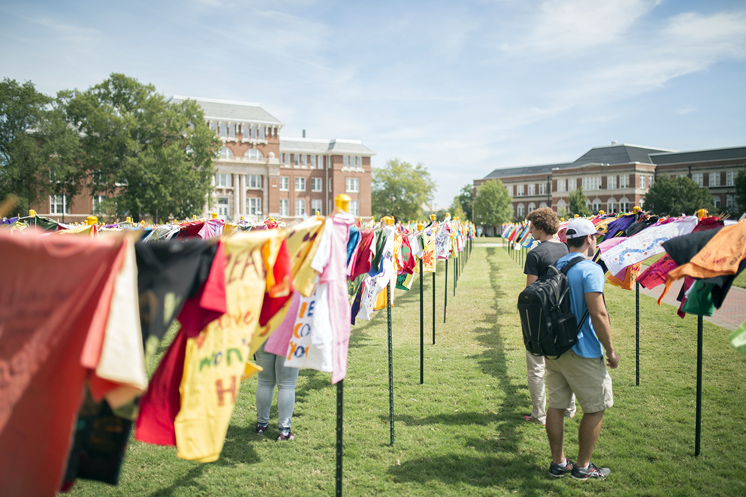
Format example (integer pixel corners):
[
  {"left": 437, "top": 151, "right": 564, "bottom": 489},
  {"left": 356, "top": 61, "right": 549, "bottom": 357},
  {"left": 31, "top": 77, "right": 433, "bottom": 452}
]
[{"left": 69, "top": 237, "right": 746, "bottom": 496}]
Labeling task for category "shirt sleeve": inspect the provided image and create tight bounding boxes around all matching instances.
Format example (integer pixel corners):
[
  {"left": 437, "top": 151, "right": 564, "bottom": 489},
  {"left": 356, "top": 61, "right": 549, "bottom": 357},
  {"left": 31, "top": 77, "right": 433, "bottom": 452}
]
[
  {"left": 583, "top": 263, "right": 605, "bottom": 294},
  {"left": 524, "top": 250, "right": 541, "bottom": 276}
]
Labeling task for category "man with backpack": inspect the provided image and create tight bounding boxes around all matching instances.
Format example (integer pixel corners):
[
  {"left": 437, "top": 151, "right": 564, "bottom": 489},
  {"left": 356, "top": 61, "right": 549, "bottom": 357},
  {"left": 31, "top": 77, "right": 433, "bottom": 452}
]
[
  {"left": 545, "top": 218, "right": 619, "bottom": 481},
  {"left": 522, "top": 208, "right": 576, "bottom": 426}
]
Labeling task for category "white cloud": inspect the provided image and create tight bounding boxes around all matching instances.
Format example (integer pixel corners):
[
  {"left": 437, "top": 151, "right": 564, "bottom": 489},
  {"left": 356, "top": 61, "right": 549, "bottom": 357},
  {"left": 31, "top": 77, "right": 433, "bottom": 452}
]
[{"left": 500, "top": 0, "right": 657, "bottom": 55}]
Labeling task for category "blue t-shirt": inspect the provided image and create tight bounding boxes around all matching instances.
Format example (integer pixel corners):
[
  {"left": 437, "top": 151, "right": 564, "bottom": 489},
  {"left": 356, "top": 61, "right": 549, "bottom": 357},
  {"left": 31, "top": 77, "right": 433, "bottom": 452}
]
[{"left": 556, "top": 253, "right": 605, "bottom": 358}]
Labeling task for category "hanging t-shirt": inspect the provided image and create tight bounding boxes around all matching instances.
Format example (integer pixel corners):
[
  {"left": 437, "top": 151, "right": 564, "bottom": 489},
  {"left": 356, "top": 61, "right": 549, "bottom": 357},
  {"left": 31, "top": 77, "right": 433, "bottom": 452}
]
[
  {"left": 421, "top": 225, "right": 437, "bottom": 273},
  {"left": 0, "top": 232, "right": 131, "bottom": 497},
  {"left": 173, "top": 231, "right": 283, "bottom": 462}
]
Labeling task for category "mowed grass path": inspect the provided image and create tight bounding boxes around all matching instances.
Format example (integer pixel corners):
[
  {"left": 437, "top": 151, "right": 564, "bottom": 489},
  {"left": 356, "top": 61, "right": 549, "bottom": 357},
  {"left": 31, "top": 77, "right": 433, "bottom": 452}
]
[{"left": 69, "top": 238, "right": 746, "bottom": 497}]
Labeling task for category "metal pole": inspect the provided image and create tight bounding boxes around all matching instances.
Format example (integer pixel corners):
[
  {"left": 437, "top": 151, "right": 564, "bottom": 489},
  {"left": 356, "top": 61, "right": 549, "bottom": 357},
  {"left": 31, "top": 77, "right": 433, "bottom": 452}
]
[
  {"left": 453, "top": 256, "right": 457, "bottom": 296},
  {"left": 419, "top": 258, "right": 424, "bottom": 384},
  {"left": 695, "top": 315, "right": 703, "bottom": 457},
  {"left": 444, "top": 258, "right": 448, "bottom": 323},
  {"left": 432, "top": 272, "right": 436, "bottom": 344},
  {"left": 335, "top": 380, "right": 343, "bottom": 497},
  {"left": 636, "top": 281, "right": 640, "bottom": 386},
  {"left": 387, "top": 280, "right": 394, "bottom": 446}
]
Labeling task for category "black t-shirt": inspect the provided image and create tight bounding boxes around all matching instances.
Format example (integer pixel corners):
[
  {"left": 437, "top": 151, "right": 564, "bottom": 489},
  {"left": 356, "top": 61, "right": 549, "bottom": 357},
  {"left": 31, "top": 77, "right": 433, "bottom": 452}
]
[{"left": 524, "top": 240, "right": 569, "bottom": 277}]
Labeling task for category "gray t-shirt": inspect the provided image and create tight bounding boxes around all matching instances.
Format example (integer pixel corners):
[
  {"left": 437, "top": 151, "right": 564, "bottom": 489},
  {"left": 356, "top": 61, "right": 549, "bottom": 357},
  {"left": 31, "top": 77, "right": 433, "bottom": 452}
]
[{"left": 523, "top": 240, "right": 569, "bottom": 277}]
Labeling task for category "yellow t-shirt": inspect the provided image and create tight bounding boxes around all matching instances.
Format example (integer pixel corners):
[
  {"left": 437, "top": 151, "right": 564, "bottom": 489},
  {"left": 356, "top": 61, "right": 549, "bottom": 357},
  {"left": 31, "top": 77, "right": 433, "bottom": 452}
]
[{"left": 174, "top": 230, "right": 282, "bottom": 462}]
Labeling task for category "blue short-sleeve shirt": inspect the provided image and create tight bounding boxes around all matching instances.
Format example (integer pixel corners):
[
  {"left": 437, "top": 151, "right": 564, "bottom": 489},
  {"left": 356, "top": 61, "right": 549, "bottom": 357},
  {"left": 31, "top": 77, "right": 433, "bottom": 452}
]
[{"left": 556, "top": 252, "right": 605, "bottom": 358}]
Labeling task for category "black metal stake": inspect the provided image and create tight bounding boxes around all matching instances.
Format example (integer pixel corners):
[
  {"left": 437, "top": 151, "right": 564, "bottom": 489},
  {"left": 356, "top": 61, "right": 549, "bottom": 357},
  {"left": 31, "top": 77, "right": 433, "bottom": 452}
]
[
  {"left": 419, "top": 258, "right": 424, "bottom": 385},
  {"left": 695, "top": 315, "right": 703, "bottom": 457},
  {"left": 387, "top": 280, "right": 394, "bottom": 446},
  {"left": 636, "top": 281, "right": 640, "bottom": 386},
  {"left": 432, "top": 272, "right": 436, "bottom": 344},
  {"left": 453, "top": 256, "right": 457, "bottom": 296},
  {"left": 444, "top": 258, "right": 448, "bottom": 323},
  {"left": 335, "top": 380, "right": 343, "bottom": 497}
]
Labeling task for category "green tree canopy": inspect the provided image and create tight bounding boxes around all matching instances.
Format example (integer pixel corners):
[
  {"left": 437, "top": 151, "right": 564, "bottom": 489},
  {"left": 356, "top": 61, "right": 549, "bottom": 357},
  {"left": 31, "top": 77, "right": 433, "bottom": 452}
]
[
  {"left": 568, "top": 187, "right": 591, "bottom": 217},
  {"left": 644, "top": 175, "right": 715, "bottom": 216},
  {"left": 473, "top": 179, "right": 512, "bottom": 227},
  {"left": 0, "top": 78, "right": 83, "bottom": 216},
  {"left": 734, "top": 167, "right": 746, "bottom": 216},
  {"left": 456, "top": 184, "right": 474, "bottom": 222},
  {"left": 65, "top": 73, "right": 219, "bottom": 222},
  {"left": 371, "top": 159, "right": 436, "bottom": 221},
  {"left": 448, "top": 197, "right": 466, "bottom": 221}
]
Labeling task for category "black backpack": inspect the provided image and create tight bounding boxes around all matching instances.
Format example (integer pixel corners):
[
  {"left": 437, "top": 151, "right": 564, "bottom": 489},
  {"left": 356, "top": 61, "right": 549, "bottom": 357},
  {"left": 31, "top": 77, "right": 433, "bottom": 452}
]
[{"left": 517, "top": 256, "right": 590, "bottom": 359}]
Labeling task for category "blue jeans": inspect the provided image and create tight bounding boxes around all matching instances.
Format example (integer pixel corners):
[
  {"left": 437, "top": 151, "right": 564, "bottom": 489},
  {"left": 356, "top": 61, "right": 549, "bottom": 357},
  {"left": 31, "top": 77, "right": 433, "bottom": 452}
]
[{"left": 255, "top": 343, "right": 300, "bottom": 434}]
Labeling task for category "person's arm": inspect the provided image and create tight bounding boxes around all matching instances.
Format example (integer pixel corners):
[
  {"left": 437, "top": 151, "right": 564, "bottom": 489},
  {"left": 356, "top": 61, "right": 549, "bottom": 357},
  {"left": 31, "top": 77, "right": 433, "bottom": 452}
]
[
  {"left": 585, "top": 291, "right": 619, "bottom": 369},
  {"left": 526, "top": 274, "right": 538, "bottom": 287}
]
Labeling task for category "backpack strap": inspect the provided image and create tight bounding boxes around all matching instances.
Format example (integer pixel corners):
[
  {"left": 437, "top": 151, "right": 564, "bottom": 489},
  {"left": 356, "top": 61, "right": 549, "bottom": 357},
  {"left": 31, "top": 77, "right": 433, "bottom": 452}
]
[{"left": 560, "top": 255, "right": 591, "bottom": 334}]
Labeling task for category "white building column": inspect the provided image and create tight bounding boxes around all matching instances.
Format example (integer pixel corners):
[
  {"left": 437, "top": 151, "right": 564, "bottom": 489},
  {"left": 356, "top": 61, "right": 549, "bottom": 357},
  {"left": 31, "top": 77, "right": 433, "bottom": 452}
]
[{"left": 239, "top": 173, "right": 246, "bottom": 219}]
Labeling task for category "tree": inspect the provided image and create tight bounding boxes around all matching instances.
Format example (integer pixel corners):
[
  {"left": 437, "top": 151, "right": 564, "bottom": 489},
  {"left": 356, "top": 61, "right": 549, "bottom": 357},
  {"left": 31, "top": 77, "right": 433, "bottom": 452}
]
[
  {"left": 371, "top": 159, "right": 436, "bottom": 221},
  {"left": 568, "top": 187, "right": 591, "bottom": 217},
  {"left": 473, "top": 179, "right": 512, "bottom": 231},
  {"left": 65, "top": 73, "right": 219, "bottom": 222},
  {"left": 644, "top": 175, "right": 715, "bottom": 217},
  {"left": 456, "top": 184, "right": 474, "bottom": 222},
  {"left": 448, "top": 196, "right": 466, "bottom": 221},
  {"left": 734, "top": 166, "right": 746, "bottom": 216}
]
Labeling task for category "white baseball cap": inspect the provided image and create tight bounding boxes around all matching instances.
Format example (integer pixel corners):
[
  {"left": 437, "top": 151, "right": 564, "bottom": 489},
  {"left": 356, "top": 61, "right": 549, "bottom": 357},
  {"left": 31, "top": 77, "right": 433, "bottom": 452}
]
[{"left": 565, "top": 218, "right": 602, "bottom": 239}]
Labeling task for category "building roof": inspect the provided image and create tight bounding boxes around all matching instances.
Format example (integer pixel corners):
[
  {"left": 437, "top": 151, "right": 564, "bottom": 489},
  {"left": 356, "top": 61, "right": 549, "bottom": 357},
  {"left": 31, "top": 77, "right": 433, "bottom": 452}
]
[
  {"left": 168, "top": 96, "right": 283, "bottom": 125},
  {"left": 482, "top": 162, "right": 572, "bottom": 180},
  {"left": 649, "top": 146, "right": 746, "bottom": 165},
  {"left": 569, "top": 143, "right": 672, "bottom": 168},
  {"left": 280, "top": 137, "right": 375, "bottom": 156}
]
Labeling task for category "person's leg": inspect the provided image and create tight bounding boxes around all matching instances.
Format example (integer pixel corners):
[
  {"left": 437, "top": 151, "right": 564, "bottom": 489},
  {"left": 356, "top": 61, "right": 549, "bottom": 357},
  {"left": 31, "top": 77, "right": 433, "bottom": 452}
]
[
  {"left": 255, "top": 347, "right": 277, "bottom": 427},
  {"left": 576, "top": 410, "right": 604, "bottom": 468},
  {"left": 546, "top": 407, "right": 566, "bottom": 464},
  {"left": 275, "top": 357, "right": 300, "bottom": 434},
  {"left": 525, "top": 351, "right": 546, "bottom": 424}
]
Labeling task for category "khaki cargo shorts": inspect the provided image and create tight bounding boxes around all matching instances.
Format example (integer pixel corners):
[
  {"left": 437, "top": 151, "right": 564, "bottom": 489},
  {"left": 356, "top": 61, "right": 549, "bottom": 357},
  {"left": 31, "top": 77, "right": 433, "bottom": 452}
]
[{"left": 545, "top": 349, "right": 613, "bottom": 414}]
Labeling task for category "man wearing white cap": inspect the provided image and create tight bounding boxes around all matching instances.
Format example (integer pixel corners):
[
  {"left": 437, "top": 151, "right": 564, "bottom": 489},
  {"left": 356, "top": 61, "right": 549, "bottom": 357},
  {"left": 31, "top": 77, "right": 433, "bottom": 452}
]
[{"left": 545, "top": 218, "right": 620, "bottom": 481}]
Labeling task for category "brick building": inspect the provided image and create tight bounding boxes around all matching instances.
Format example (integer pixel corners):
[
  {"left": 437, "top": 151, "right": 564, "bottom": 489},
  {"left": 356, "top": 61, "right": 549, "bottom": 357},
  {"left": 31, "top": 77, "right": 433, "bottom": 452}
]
[
  {"left": 474, "top": 143, "right": 746, "bottom": 230},
  {"left": 33, "top": 96, "right": 375, "bottom": 223}
]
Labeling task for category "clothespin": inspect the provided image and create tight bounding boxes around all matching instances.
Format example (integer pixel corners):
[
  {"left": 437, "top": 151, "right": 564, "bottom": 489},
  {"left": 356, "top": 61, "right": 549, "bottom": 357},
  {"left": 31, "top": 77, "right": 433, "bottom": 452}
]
[
  {"left": 417, "top": 223, "right": 424, "bottom": 231},
  {"left": 240, "top": 216, "right": 244, "bottom": 221},
  {"left": 697, "top": 208, "right": 708, "bottom": 219},
  {"left": 429, "top": 214, "right": 436, "bottom": 221},
  {"left": 334, "top": 194, "right": 350, "bottom": 214},
  {"left": 86, "top": 215, "right": 97, "bottom": 225},
  {"left": 598, "top": 210, "right": 605, "bottom": 216},
  {"left": 193, "top": 215, "right": 197, "bottom": 221},
  {"left": 29, "top": 209, "right": 36, "bottom": 217},
  {"left": 315, "top": 210, "right": 320, "bottom": 216},
  {"left": 211, "top": 212, "right": 218, "bottom": 219}
]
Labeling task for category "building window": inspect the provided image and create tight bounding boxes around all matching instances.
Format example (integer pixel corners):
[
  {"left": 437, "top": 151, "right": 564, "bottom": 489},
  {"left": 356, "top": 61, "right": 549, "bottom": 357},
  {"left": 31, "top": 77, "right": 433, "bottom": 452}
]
[
  {"left": 713, "top": 196, "right": 721, "bottom": 209},
  {"left": 92, "top": 195, "right": 105, "bottom": 213},
  {"left": 709, "top": 172, "right": 720, "bottom": 187},
  {"left": 606, "top": 175, "right": 616, "bottom": 190},
  {"left": 301, "top": 154, "right": 307, "bottom": 167},
  {"left": 539, "top": 202, "right": 547, "bottom": 208},
  {"left": 346, "top": 178, "right": 359, "bottom": 192},
  {"left": 567, "top": 179, "right": 577, "bottom": 192},
  {"left": 280, "top": 199, "right": 289, "bottom": 216},
  {"left": 217, "top": 197, "right": 229, "bottom": 217},
  {"left": 539, "top": 183, "right": 546, "bottom": 195},
  {"left": 649, "top": 175, "right": 655, "bottom": 187},
  {"left": 50, "top": 195, "right": 67, "bottom": 214},
  {"left": 619, "top": 197, "right": 630, "bottom": 213},
  {"left": 210, "top": 122, "right": 218, "bottom": 135},
  {"left": 216, "top": 173, "right": 232, "bottom": 187},
  {"left": 527, "top": 202, "right": 536, "bottom": 212},
  {"left": 582, "top": 176, "right": 601, "bottom": 191},
  {"left": 218, "top": 147, "right": 233, "bottom": 160},
  {"left": 607, "top": 198, "right": 617, "bottom": 214},
  {"left": 294, "top": 154, "right": 299, "bottom": 167},
  {"left": 247, "top": 175, "right": 262, "bottom": 189},
  {"left": 246, "top": 149, "right": 264, "bottom": 161},
  {"left": 527, "top": 184, "right": 535, "bottom": 196},
  {"left": 311, "top": 199, "right": 322, "bottom": 214},
  {"left": 619, "top": 175, "right": 629, "bottom": 188},
  {"left": 259, "top": 127, "right": 265, "bottom": 140},
  {"left": 692, "top": 173, "right": 703, "bottom": 187},
  {"left": 328, "top": 178, "right": 332, "bottom": 192},
  {"left": 556, "top": 199, "right": 567, "bottom": 213},
  {"left": 295, "top": 177, "right": 306, "bottom": 191},
  {"left": 357, "top": 156, "right": 362, "bottom": 168},
  {"left": 556, "top": 179, "right": 565, "bottom": 193},
  {"left": 295, "top": 199, "right": 306, "bottom": 216},
  {"left": 726, "top": 171, "right": 736, "bottom": 186},
  {"left": 279, "top": 176, "right": 289, "bottom": 191},
  {"left": 343, "top": 155, "right": 348, "bottom": 168},
  {"left": 227, "top": 124, "right": 235, "bottom": 139},
  {"left": 247, "top": 197, "right": 262, "bottom": 215},
  {"left": 283, "top": 153, "right": 290, "bottom": 166},
  {"left": 311, "top": 178, "right": 322, "bottom": 192},
  {"left": 517, "top": 203, "right": 525, "bottom": 217},
  {"left": 727, "top": 195, "right": 736, "bottom": 210},
  {"left": 349, "top": 200, "right": 359, "bottom": 217},
  {"left": 250, "top": 126, "right": 257, "bottom": 140},
  {"left": 640, "top": 175, "right": 646, "bottom": 189},
  {"left": 516, "top": 184, "right": 524, "bottom": 196},
  {"left": 592, "top": 199, "right": 602, "bottom": 212}
]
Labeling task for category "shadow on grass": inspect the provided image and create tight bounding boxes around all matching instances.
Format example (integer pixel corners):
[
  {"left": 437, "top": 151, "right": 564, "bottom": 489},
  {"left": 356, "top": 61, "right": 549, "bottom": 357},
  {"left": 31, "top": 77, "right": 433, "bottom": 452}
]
[
  {"left": 147, "top": 464, "right": 207, "bottom": 496},
  {"left": 388, "top": 247, "right": 561, "bottom": 495}
]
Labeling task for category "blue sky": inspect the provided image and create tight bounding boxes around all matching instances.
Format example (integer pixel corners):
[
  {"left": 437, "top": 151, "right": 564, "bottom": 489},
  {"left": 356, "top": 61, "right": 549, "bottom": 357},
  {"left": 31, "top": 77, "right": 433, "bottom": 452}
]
[{"left": 2, "top": 0, "right": 745, "bottom": 207}]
